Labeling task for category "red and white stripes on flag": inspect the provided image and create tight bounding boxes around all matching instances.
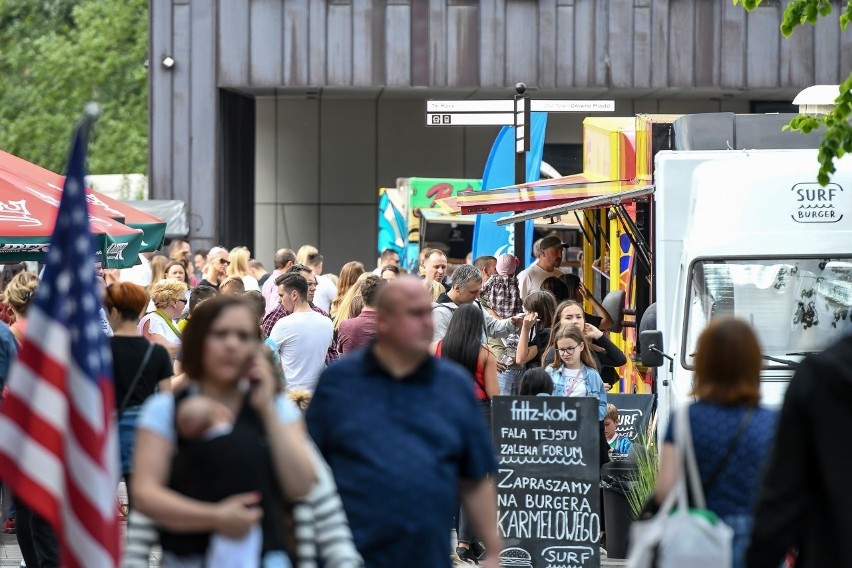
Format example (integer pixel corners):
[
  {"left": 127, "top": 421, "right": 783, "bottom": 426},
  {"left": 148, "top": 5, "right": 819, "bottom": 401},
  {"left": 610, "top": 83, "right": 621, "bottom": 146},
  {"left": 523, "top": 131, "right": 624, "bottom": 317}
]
[
  {"left": 0, "top": 123, "right": 121, "bottom": 567},
  {"left": 0, "top": 311, "right": 121, "bottom": 566}
]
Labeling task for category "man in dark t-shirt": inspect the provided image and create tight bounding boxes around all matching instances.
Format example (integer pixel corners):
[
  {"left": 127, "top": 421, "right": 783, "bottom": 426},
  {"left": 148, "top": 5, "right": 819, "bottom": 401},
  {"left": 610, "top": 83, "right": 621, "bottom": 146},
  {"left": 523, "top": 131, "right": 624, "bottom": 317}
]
[{"left": 307, "top": 278, "right": 501, "bottom": 567}]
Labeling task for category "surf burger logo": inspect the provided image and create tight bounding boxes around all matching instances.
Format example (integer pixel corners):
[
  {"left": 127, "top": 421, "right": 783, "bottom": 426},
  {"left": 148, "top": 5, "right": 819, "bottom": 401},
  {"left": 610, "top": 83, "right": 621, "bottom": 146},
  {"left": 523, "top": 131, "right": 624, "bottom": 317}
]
[{"left": 792, "top": 182, "right": 844, "bottom": 223}]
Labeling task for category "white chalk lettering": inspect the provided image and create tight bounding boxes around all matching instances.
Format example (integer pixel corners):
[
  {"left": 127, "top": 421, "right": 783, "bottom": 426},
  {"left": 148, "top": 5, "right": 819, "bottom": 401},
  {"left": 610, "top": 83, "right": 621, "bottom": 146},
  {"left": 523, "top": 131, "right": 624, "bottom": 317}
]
[
  {"left": 498, "top": 509, "right": 601, "bottom": 542},
  {"left": 496, "top": 470, "right": 592, "bottom": 494},
  {"left": 501, "top": 427, "right": 527, "bottom": 439},
  {"left": 532, "top": 428, "right": 578, "bottom": 441},
  {"left": 500, "top": 444, "right": 538, "bottom": 456},
  {"left": 497, "top": 493, "right": 517, "bottom": 508},
  {"left": 510, "top": 399, "right": 578, "bottom": 422}
]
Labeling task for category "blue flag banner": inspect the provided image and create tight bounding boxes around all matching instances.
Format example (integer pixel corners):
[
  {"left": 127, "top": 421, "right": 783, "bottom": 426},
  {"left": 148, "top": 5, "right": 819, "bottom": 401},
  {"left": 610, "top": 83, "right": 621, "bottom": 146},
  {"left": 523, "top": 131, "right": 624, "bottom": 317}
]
[{"left": 472, "top": 112, "right": 548, "bottom": 264}]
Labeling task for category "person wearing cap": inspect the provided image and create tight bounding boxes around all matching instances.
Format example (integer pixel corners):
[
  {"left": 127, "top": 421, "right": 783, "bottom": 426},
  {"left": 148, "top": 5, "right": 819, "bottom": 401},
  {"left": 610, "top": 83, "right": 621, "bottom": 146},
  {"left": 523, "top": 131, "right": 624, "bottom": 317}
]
[{"left": 517, "top": 235, "right": 565, "bottom": 298}]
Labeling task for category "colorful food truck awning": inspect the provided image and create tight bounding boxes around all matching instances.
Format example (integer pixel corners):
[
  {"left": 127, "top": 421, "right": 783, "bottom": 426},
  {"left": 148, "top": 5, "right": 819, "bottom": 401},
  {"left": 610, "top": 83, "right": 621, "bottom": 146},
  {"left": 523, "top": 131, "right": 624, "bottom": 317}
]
[
  {"left": 456, "top": 173, "right": 648, "bottom": 215},
  {"left": 0, "top": 175, "right": 144, "bottom": 268},
  {"left": 419, "top": 208, "right": 582, "bottom": 230},
  {"left": 495, "top": 184, "right": 655, "bottom": 226},
  {"left": 0, "top": 150, "right": 166, "bottom": 252}
]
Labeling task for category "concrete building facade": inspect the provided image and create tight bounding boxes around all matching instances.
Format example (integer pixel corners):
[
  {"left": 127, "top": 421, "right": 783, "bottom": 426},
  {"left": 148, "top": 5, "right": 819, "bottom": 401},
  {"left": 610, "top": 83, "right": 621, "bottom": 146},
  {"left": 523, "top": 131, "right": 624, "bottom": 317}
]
[{"left": 149, "top": 0, "right": 850, "bottom": 271}]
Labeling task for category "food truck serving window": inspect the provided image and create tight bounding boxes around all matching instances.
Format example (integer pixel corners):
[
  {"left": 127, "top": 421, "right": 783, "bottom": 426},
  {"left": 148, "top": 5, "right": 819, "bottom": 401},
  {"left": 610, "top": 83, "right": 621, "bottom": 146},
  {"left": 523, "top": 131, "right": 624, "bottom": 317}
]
[{"left": 683, "top": 257, "right": 852, "bottom": 370}]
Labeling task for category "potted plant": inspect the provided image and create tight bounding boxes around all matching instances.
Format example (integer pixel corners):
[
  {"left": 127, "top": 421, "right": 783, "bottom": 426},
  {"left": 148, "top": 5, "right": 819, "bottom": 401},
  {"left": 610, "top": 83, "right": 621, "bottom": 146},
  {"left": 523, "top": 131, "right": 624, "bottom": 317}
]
[{"left": 625, "top": 412, "right": 659, "bottom": 519}]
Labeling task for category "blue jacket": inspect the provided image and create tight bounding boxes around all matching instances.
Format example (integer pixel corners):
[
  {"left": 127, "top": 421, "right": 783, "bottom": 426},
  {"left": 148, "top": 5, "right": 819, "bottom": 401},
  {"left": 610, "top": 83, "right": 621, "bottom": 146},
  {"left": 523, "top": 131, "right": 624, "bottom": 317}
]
[
  {"left": 0, "top": 321, "right": 18, "bottom": 390},
  {"left": 544, "top": 364, "right": 608, "bottom": 420}
]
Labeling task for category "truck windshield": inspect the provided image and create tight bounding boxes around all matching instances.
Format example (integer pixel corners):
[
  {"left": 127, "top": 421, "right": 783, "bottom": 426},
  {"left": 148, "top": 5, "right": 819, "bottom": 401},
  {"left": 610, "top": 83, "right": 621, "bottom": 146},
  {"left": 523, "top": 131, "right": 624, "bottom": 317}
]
[{"left": 683, "top": 257, "right": 852, "bottom": 368}]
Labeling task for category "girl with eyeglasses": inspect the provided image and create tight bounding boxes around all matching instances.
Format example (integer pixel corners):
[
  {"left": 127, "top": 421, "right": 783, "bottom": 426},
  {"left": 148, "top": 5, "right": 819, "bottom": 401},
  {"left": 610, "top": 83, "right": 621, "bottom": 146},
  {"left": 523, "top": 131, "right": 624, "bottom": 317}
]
[
  {"left": 541, "top": 300, "right": 627, "bottom": 390},
  {"left": 544, "top": 326, "right": 607, "bottom": 421}
]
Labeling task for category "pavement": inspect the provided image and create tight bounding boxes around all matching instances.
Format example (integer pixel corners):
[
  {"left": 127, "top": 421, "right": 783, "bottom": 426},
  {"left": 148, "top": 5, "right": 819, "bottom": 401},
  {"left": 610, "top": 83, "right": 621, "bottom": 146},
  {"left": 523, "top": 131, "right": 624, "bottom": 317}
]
[
  {"left": 0, "top": 532, "right": 629, "bottom": 568},
  {"left": 0, "top": 480, "right": 626, "bottom": 567}
]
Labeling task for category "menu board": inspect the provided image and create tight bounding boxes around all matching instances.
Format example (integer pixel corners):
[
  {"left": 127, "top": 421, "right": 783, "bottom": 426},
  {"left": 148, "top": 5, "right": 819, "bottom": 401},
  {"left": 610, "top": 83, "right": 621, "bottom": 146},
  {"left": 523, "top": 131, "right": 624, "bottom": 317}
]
[
  {"left": 492, "top": 396, "right": 601, "bottom": 568},
  {"left": 607, "top": 394, "right": 656, "bottom": 442}
]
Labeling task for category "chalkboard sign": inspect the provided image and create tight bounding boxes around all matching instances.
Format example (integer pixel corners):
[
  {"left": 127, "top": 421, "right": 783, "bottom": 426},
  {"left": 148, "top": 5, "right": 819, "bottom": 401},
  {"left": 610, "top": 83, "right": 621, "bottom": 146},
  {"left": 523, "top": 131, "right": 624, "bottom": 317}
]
[
  {"left": 607, "top": 394, "right": 656, "bottom": 442},
  {"left": 492, "top": 396, "right": 600, "bottom": 568}
]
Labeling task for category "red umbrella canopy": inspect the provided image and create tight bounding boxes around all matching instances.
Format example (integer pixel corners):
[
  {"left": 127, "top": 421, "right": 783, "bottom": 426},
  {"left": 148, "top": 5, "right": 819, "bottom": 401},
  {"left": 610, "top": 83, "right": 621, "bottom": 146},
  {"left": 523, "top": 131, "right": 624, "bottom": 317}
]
[
  {"left": 0, "top": 150, "right": 166, "bottom": 251},
  {"left": 0, "top": 175, "right": 144, "bottom": 268}
]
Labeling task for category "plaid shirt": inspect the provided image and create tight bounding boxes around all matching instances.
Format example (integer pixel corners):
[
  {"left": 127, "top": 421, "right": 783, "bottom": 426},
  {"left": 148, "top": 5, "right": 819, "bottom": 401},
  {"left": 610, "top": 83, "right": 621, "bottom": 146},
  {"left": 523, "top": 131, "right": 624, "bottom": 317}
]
[
  {"left": 262, "top": 304, "right": 340, "bottom": 364},
  {"left": 479, "top": 274, "right": 523, "bottom": 319}
]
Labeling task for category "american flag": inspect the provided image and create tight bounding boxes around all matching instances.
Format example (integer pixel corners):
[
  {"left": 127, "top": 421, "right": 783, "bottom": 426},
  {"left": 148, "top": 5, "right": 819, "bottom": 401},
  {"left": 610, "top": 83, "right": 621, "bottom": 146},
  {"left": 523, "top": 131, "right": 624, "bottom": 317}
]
[{"left": 0, "top": 123, "right": 121, "bottom": 566}]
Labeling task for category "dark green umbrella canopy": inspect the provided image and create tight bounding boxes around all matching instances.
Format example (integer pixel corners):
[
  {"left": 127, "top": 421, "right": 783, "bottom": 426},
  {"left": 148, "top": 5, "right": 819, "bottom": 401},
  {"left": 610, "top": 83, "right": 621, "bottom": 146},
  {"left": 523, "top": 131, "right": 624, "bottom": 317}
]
[
  {"left": 0, "top": 175, "right": 143, "bottom": 268},
  {"left": 0, "top": 150, "right": 166, "bottom": 253}
]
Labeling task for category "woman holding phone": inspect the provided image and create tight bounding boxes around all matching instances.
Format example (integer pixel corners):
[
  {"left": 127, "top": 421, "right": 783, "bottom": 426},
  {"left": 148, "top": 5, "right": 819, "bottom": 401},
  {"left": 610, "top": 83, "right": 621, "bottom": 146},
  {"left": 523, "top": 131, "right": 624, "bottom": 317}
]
[{"left": 132, "top": 296, "right": 315, "bottom": 567}]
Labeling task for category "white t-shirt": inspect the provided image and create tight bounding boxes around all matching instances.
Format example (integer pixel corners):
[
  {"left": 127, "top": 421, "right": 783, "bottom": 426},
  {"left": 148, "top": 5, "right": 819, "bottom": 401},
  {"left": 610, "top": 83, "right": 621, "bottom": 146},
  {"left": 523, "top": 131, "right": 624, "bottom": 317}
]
[
  {"left": 269, "top": 311, "right": 333, "bottom": 393},
  {"left": 517, "top": 262, "right": 564, "bottom": 298},
  {"left": 119, "top": 254, "right": 152, "bottom": 287},
  {"left": 241, "top": 275, "right": 260, "bottom": 292},
  {"left": 560, "top": 368, "right": 587, "bottom": 398},
  {"left": 313, "top": 275, "right": 337, "bottom": 313},
  {"left": 139, "top": 312, "right": 182, "bottom": 346}
]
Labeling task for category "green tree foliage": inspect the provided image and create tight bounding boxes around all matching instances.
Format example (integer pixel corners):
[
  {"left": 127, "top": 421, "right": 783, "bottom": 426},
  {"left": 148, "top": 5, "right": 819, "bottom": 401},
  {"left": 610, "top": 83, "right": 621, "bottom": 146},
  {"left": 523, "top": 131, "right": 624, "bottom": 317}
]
[
  {"left": 735, "top": 0, "right": 852, "bottom": 186},
  {"left": 0, "top": 0, "right": 147, "bottom": 174}
]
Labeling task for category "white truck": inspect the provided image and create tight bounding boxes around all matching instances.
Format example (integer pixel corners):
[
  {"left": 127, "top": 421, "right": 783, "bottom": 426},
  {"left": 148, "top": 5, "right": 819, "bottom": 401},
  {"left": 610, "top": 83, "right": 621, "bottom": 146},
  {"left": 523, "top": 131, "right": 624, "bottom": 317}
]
[{"left": 644, "top": 149, "right": 852, "bottom": 430}]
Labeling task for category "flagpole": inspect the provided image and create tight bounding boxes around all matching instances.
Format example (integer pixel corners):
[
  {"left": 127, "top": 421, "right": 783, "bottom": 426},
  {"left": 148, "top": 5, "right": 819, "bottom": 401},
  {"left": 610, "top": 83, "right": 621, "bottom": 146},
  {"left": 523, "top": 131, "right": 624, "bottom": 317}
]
[{"left": 79, "top": 102, "right": 101, "bottom": 147}]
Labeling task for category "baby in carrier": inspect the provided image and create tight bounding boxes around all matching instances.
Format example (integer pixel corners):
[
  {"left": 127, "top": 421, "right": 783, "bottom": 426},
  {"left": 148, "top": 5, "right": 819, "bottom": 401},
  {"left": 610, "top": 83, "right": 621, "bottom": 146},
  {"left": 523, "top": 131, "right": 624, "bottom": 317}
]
[{"left": 167, "top": 389, "right": 292, "bottom": 568}]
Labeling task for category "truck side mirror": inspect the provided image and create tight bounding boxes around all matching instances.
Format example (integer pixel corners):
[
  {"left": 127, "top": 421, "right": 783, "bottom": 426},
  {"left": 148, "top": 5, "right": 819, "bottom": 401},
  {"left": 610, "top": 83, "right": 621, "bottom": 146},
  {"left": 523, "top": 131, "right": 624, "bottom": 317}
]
[
  {"left": 601, "top": 290, "right": 626, "bottom": 333},
  {"left": 640, "top": 330, "right": 665, "bottom": 367}
]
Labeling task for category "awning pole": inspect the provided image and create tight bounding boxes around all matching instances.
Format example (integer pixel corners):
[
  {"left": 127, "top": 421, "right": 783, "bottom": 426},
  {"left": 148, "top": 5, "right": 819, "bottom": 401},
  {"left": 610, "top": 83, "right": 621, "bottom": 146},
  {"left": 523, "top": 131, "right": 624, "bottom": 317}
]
[
  {"left": 574, "top": 210, "right": 595, "bottom": 246},
  {"left": 513, "top": 83, "right": 530, "bottom": 271}
]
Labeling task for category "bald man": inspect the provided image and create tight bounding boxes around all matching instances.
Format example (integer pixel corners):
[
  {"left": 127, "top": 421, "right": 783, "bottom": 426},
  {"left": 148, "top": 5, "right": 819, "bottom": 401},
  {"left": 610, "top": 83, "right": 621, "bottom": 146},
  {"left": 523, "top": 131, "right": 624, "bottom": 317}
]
[{"left": 306, "top": 278, "right": 502, "bottom": 567}]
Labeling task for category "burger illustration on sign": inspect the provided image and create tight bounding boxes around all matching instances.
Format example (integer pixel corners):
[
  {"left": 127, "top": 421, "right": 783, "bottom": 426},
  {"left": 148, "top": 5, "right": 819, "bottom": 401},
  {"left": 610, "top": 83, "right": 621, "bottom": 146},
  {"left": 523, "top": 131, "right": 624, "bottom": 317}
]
[{"left": 499, "top": 547, "right": 532, "bottom": 568}]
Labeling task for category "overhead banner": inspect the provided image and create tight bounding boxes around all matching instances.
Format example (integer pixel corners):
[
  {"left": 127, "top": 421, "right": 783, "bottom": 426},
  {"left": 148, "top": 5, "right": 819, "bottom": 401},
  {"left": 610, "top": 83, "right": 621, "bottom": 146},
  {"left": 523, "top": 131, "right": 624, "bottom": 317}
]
[{"left": 472, "top": 113, "right": 548, "bottom": 264}]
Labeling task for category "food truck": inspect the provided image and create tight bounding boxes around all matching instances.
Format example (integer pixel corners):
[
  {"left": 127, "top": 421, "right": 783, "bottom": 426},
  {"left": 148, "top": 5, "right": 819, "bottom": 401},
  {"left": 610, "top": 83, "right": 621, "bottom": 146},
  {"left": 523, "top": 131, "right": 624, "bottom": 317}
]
[
  {"left": 450, "top": 112, "right": 852, "bottom": 431},
  {"left": 378, "top": 178, "right": 481, "bottom": 272},
  {"left": 379, "top": 176, "right": 582, "bottom": 271}
]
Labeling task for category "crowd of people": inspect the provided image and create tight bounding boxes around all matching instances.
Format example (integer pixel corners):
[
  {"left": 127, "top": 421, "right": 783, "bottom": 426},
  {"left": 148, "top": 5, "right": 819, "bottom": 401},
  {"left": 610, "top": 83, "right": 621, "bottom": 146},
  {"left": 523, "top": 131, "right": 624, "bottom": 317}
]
[{"left": 0, "top": 236, "right": 848, "bottom": 568}]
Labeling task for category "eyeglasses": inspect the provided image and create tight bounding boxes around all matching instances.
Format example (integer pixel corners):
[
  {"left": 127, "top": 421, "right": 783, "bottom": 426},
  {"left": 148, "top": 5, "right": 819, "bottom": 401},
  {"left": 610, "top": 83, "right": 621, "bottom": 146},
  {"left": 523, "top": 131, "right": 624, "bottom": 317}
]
[
  {"left": 209, "top": 328, "right": 256, "bottom": 343},
  {"left": 176, "top": 298, "right": 187, "bottom": 305},
  {"left": 557, "top": 345, "right": 580, "bottom": 355},
  {"left": 218, "top": 258, "right": 231, "bottom": 265}
]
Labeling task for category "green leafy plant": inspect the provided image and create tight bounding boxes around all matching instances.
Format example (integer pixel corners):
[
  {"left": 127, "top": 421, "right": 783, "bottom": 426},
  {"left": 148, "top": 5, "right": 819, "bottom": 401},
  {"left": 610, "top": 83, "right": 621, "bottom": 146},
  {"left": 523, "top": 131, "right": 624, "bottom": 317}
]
[
  {"left": 734, "top": 0, "right": 852, "bottom": 186},
  {"left": 625, "top": 412, "right": 659, "bottom": 519},
  {"left": 0, "top": 0, "right": 148, "bottom": 174}
]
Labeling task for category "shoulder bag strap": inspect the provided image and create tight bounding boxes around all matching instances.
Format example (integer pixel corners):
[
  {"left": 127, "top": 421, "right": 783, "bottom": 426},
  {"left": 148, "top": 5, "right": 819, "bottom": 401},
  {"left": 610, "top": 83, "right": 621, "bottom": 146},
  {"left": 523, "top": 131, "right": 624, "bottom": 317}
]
[
  {"left": 154, "top": 310, "right": 183, "bottom": 339},
  {"left": 703, "top": 408, "right": 755, "bottom": 494},
  {"left": 117, "top": 343, "right": 156, "bottom": 418},
  {"left": 678, "top": 402, "right": 708, "bottom": 510}
]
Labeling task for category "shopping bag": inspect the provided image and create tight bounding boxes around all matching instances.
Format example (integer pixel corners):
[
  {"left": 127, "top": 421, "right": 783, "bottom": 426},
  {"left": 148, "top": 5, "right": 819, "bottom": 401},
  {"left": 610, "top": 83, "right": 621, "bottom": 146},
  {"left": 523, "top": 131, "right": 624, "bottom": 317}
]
[{"left": 627, "top": 403, "right": 733, "bottom": 568}]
